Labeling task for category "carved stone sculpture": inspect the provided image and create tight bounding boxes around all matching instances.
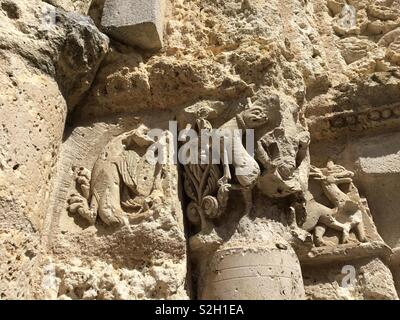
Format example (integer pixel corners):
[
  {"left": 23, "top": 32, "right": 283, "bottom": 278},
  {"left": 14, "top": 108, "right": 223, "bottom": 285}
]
[
  {"left": 256, "top": 127, "right": 310, "bottom": 198},
  {"left": 3, "top": 0, "right": 400, "bottom": 301},
  {"left": 180, "top": 96, "right": 312, "bottom": 240},
  {"left": 178, "top": 97, "right": 311, "bottom": 300},
  {"left": 183, "top": 118, "right": 225, "bottom": 234},
  {"left": 297, "top": 161, "right": 367, "bottom": 247},
  {"left": 182, "top": 99, "right": 269, "bottom": 235},
  {"left": 68, "top": 125, "right": 162, "bottom": 226},
  {"left": 215, "top": 100, "right": 269, "bottom": 213}
]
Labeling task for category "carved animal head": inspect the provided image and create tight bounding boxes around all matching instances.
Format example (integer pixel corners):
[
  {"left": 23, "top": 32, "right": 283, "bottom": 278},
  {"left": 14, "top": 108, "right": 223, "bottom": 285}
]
[
  {"left": 242, "top": 105, "right": 269, "bottom": 128},
  {"left": 122, "top": 125, "right": 154, "bottom": 149},
  {"left": 256, "top": 126, "right": 310, "bottom": 198}
]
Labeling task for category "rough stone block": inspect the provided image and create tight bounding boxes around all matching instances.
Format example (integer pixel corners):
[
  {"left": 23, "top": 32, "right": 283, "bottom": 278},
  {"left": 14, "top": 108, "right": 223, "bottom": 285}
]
[{"left": 101, "top": 0, "right": 165, "bottom": 50}]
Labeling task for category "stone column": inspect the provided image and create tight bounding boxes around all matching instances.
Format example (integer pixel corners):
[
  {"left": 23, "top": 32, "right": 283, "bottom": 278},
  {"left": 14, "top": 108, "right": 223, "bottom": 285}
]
[{"left": 197, "top": 239, "right": 305, "bottom": 300}]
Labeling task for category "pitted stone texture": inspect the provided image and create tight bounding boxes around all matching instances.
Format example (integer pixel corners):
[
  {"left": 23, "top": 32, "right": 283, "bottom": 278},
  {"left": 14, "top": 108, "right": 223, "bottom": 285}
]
[
  {"left": 0, "top": 0, "right": 109, "bottom": 111},
  {"left": 303, "top": 258, "right": 398, "bottom": 300},
  {"left": 101, "top": 0, "right": 165, "bottom": 50},
  {"left": 45, "top": 116, "right": 189, "bottom": 300},
  {"left": 198, "top": 243, "right": 305, "bottom": 300},
  {"left": 0, "top": 0, "right": 108, "bottom": 298},
  {"left": 43, "top": 0, "right": 92, "bottom": 14},
  {"left": 0, "top": 0, "right": 109, "bottom": 230}
]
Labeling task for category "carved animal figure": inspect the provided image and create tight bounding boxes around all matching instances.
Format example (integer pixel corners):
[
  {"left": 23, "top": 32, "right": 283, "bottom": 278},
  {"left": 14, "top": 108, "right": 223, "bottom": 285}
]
[
  {"left": 179, "top": 99, "right": 269, "bottom": 235},
  {"left": 216, "top": 100, "right": 269, "bottom": 215},
  {"left": 298, "top": 161, "right": 367, "bottom": 247},
  {"left": 68, "top": 126, "right": 161, "bottom": 226},
  {"left": 256, "top": 127, "right": 310, "bottom": 198}
]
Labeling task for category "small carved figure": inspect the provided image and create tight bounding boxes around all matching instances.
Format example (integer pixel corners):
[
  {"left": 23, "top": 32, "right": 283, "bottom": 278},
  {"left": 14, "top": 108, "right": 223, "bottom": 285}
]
[
  {"left": 181, "top": 99, "right": 269, "bottom": 234},
  {"left": 68, "top": 125, "right": 162, "bottom": 226},
  {"left": 298, "top": 161, "right": 367, "bottom": 247},
  {"left": 216, "top": 99, "right": 268, "bottom": 215}
]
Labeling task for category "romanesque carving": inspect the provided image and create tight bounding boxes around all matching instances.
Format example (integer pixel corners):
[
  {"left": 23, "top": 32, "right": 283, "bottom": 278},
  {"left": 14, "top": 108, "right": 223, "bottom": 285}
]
[
  {"left": 68, "top": 125, "right": 163, "bottom": 226},
  {"left": 181, "top": 96, "right": 312, "bottom": 238},
  {"left": 298, "top": 161, "right": 367, "bottom": 247},
  {"left": 308, "top": 103, "right": 400, "bottom": 141},
  {"left": 183, "top": 118, "right": 225, "bottom": 234},
  {"left": 3, "top": 0, "right": 400, "bottom": 301},
  {"left": 255, "top": 126, "right": 310, "bottom": 198},
  {"left": 215, "top": 100, "right": 268, "bottom": 213},
  {"left": 182, "top": 99, "right": 269, "bottom": 235}
]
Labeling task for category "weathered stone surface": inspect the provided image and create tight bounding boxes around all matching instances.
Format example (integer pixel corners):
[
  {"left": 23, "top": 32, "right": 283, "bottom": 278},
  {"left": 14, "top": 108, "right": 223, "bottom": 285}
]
[
  {"left": 0, "top": 0, "right": 108, "bottom": 298},
  {"left": 45, "top": 117, "right": 188, "bottom": 300},
  {"left": 198, "top": 242, "right": 305, "bottom": 300},
  {"left": 303, "top": 258, "right": 398, "bottom": 300},
  {"left": 2, "top": 0, "right": 400, "bottom": 300},
  {"left": 43, "top": 0, "right": 92, "bottom": 14},
  {"left": 101, "top": 0, "right": 165, "bottom": 50},
  {"left": 0, "top": 0, "right": 109, "bottom": 110}
]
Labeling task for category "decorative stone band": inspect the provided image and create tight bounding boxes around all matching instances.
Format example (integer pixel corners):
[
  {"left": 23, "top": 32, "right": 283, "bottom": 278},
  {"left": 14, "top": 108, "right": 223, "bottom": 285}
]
[
  {"left": 308, "top": 103, "right": 400, "bottom": 141},
  {"left": 298, "top": 241, "right": 393, "bottom": 267}
]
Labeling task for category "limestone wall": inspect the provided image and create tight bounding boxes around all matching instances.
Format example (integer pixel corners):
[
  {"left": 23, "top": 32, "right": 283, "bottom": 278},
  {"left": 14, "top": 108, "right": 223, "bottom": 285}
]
[{"left": 0, "top": 0, "right": 399, "bottom": 300}]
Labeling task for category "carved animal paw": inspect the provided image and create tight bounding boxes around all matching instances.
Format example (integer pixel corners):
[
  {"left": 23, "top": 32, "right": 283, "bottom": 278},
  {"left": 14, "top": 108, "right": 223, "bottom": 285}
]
[
  {"left": 68, "top": 193, "right": 96, "bottom": 225},
  {"left": 314, "top": 238, "right": 335, "bottom": 247},
  {"left": 341, "top": 226, "right": 351, "bottom": 244},
  {"left": 358, "top": 235, "right": 368, "bottom": 243},
  {"left": 98, "top": 208, "right": 128, "bottom": 227}
]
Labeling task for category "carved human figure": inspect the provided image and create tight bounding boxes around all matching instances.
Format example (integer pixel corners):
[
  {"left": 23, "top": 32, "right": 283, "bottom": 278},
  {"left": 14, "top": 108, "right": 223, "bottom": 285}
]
[
  {"left": 298, "top": 161, "right": 367, "bottom": 247},
  {"left": 68, "top": 125, "right": 163, "bottom": 226}
]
